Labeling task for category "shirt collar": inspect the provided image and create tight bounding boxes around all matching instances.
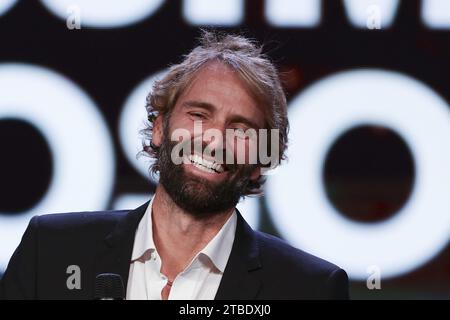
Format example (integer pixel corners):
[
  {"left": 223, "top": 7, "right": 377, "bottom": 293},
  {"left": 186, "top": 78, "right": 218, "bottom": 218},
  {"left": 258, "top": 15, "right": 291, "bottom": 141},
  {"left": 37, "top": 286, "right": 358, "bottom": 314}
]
[
  {"left": 130, "top": 196, "right": 237, "bottom": 273},
  {"left": 130, "top": 196, "right": 156, "bottom": 262},
  {"left": 198, "top": 212, "right": 236, "bottom": 273}
]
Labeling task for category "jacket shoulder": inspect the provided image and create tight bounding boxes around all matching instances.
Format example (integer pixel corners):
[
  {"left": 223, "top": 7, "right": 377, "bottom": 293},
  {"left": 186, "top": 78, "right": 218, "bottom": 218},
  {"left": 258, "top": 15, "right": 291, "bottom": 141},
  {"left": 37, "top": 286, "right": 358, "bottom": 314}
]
[
  {"left": 0, "top": 209, "right": 132, "bottom": 300},
  {"left": 255, "top": 230, "right": 342, "bottom": 275},
  {"left": 30, "top": 209, "right": 131, "bottom": 245},
  {"left": 253, "top": 230, "right": 349, "bottom": 299},
  {"left": 35, "top": 209, "right": 129, "bottom": 231}
]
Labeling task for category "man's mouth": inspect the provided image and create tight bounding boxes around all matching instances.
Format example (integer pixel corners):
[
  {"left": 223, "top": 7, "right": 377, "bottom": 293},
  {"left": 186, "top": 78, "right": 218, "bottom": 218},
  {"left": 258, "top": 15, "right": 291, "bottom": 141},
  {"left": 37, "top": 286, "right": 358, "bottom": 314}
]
[{"left": 187, "top": 154, "right": 225, "bottom": 174}]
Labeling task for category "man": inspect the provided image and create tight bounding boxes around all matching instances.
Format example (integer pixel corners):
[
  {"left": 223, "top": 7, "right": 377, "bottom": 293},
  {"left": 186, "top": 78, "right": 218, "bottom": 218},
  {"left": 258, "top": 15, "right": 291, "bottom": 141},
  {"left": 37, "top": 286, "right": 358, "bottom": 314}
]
[{"left": 0, "top": 31, "right": 349, "bottom": 300}]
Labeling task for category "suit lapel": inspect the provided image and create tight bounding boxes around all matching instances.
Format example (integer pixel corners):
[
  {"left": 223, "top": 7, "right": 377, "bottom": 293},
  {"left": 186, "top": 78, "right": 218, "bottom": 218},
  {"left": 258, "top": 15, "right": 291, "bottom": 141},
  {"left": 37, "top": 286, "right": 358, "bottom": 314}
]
[
  {"left": 92, "top": 201, "right": 148, "bottom": 298},
  {"left": 215, "top": 210, "right": 262, "bottom": 300}
]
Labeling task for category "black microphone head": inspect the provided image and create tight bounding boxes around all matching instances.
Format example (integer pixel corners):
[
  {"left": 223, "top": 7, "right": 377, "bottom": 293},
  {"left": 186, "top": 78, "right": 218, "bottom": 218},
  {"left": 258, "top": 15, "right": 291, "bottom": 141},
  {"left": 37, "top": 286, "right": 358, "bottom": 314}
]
[{"left": 94, "top": 273, "right": 125, "bottom": 300}]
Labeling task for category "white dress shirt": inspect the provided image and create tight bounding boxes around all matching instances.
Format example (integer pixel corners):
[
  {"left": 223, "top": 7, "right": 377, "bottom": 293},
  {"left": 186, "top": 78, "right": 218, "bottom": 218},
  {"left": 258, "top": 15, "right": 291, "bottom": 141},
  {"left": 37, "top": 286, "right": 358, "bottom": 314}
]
[{"left": 126, "top": 197, "right": 237, "bottom": 300}]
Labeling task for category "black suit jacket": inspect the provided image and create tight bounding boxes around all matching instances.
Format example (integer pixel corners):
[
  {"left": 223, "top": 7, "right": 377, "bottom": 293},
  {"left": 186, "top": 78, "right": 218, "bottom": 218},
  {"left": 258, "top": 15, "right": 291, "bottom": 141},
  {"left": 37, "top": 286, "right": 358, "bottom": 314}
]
[{"left": 0, "top": 202, "right": 349, "bottom": 299}]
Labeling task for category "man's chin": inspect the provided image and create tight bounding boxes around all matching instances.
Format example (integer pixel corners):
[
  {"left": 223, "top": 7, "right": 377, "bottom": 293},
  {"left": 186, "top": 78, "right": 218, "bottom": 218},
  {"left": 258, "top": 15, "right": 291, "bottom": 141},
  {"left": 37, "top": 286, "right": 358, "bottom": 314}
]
[
  {"left": 164, "top": 172, "right": 238, "bottom": 216},
  {"left": 170, "top": 183, "right": 232, "bottom": 217}
]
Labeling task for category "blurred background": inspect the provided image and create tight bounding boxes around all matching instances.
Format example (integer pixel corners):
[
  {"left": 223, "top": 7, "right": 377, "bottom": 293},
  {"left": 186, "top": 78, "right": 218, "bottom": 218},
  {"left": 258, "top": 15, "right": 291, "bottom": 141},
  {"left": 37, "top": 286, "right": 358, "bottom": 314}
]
[{"left": 1, "top": 0, "right": 450, "bottom": 299}]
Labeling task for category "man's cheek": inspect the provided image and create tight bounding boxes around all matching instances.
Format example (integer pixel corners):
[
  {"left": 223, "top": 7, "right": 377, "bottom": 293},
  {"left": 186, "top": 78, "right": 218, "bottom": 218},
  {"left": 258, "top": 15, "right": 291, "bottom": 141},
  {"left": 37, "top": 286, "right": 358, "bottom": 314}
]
[{"left": 226, "top": 139, "right": 258, "bottom": 166}]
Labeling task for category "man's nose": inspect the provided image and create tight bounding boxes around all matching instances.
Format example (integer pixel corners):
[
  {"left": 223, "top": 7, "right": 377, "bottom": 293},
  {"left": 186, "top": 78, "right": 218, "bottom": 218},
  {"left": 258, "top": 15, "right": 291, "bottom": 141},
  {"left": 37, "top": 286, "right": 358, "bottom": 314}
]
[{"left": 200, "top": 125, "right": 228, "bottom": 159}]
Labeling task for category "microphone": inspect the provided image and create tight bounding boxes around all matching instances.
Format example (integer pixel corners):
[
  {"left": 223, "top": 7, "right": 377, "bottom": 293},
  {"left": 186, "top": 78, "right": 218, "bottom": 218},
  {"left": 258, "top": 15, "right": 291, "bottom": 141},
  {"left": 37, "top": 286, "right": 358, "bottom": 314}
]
[{"left": 94, "top": 273, "right": 125, "bottom": 300}]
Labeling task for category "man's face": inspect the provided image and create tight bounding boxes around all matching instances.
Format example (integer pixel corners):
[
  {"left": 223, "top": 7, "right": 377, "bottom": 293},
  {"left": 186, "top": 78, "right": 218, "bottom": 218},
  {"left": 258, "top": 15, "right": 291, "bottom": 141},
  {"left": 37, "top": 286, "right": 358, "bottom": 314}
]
[{"left": 153, "top": 62, "right": 265, "bottom": 216}]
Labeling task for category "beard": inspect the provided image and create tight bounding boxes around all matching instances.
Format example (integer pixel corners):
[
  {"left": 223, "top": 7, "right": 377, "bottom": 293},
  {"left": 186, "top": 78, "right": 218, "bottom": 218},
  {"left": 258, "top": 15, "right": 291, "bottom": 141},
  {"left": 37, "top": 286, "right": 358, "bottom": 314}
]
[{"left": 157, "top": 133, "right": 257, "bottom": 218}]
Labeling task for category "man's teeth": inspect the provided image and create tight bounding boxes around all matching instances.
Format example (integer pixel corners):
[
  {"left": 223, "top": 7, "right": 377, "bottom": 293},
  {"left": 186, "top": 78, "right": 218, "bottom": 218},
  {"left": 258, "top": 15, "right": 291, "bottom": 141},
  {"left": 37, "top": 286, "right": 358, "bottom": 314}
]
[{"left": 188, "top": 154, "right": 224, "bottom": 173}]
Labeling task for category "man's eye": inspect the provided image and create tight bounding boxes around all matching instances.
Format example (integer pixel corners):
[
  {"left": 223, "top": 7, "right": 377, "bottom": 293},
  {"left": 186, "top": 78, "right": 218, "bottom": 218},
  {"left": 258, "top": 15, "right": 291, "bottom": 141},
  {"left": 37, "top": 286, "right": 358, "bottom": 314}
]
[
  {"left": 233, "top": 128, "right": 247, "bottom": 139},
  {"left": 189, "top": 112, "right": 205, "bottom": 120}
]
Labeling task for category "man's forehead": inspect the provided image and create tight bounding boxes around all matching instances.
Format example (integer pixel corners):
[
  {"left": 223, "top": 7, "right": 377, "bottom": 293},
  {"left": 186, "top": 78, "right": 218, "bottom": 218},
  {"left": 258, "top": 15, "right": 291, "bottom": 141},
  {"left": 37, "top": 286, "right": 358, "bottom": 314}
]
[
  {"left": 173, "top": 61, "right": 266, "bottom": 128},
  {"left": 181, "top": 62, "right": 259, "bottom": 105},
  {"left": 188, "top": 62, "right": 243, "bottom": 90}
]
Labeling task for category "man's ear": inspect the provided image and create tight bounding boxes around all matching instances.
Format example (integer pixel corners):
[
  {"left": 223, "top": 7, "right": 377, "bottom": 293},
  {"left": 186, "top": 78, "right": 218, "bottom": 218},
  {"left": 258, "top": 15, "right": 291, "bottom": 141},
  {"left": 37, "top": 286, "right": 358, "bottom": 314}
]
[
  {"left": 250, "top": 166, "right": 261, "bottom": 181},
  {"left": 152, "top": 115, "right": 164, "bottom": 147}
]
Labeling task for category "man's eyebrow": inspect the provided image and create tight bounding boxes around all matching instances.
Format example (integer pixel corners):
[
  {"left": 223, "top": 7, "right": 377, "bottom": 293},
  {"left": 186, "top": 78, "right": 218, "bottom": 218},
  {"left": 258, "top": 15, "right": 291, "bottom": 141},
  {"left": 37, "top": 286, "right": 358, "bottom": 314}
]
[
  {"left": 182, "top": 100, "right": 216, "bottom": 112},
  {"left": 183, "top": 100, "right": 262, "bottom": 129}
]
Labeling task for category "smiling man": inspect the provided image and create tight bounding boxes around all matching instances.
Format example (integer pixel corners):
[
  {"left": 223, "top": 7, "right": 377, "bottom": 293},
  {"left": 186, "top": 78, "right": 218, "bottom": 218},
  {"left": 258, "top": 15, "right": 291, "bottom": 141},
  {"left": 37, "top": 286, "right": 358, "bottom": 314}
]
[{"left": 0, "top": 31, "right": 349, "bottom": 300}]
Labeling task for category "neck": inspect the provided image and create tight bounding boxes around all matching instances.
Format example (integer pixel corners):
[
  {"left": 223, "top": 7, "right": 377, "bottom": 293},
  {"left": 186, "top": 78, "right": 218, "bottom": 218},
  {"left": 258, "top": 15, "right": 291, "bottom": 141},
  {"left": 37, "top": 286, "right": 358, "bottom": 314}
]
[{"left": 151, "top": 184, "right": 234, "bottom": 281}]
